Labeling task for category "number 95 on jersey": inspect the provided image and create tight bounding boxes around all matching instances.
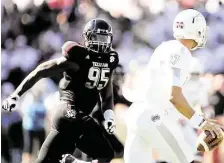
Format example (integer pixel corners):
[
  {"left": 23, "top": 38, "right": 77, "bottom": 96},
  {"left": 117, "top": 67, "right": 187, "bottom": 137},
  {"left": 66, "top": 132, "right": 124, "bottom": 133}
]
[{"left": 85, "top": 67, "right": 110, "bottom": 90}]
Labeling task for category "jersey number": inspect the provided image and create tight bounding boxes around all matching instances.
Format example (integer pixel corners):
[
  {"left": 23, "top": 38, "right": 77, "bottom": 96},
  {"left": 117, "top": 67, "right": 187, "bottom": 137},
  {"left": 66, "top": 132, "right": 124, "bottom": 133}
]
[
  {"left": 86, "top": 67, "right": 110, "bottom": 90},
  {"left": 170, "top": 54, "right": 180, "bottom": 65}
]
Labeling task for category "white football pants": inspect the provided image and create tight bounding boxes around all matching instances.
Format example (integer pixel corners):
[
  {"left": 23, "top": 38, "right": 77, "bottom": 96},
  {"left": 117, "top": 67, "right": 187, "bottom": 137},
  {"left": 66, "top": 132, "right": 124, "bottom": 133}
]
[{"left": 124, "top": 102, "right": 195, "bottom": 163}]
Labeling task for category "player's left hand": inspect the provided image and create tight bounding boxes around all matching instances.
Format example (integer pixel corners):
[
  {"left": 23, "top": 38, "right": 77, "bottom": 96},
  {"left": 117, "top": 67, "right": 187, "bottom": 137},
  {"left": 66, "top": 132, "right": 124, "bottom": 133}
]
[{"left": 104, "top": 119, "right": 116, "bottom": 134}]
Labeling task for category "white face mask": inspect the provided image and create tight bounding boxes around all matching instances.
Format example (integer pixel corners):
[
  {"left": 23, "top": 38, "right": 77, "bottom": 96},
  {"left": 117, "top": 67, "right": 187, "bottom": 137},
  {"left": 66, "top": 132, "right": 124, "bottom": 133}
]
[
  {"left": 191, "top": 26, "right": 208, "bottom": 51},
  {"left": 89, "top": 34, "right": 112, "bottom": 43},
  {"left": 86, "top": 33, "right": 113, "bottom": 53}
]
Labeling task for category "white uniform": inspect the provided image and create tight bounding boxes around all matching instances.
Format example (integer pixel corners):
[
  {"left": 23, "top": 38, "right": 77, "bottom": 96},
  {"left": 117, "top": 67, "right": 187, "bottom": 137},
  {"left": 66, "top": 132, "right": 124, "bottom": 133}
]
[{"left": 124, "top": 40, "right": 195, "bottom": 163}]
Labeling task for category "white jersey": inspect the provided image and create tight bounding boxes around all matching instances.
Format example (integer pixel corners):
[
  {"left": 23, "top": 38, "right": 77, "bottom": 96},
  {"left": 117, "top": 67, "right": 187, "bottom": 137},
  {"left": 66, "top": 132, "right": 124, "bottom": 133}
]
[
  {"left": 125, "top": 41, "right": 196, "bottom": 163},
  {"left": 132, "top": 40, "right": 194, "bottom": 110}
]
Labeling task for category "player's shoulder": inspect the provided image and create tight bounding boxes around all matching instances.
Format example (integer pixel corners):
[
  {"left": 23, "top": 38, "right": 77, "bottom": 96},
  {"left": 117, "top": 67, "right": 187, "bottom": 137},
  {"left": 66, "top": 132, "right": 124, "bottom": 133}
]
[
  {"left": 109, "top": 48, "right": 118, "bottom": 56},
  {"left": 152, "top": 40, "right": 192, "bottom": 69},
  {"left": 61, "top": 41, "right": 86, "bottom": 59},
  {"left": 168, "top": 40, "right": 192, "bottom": 68},
  {"left": 159, "top": 40, "right": 190, "bottom": 55},
  {"left": 156, "top": 40, "right": 192, "bottom": 63},
  {"left": 62, "top": 41, "right": 82, "bottom": 52}
]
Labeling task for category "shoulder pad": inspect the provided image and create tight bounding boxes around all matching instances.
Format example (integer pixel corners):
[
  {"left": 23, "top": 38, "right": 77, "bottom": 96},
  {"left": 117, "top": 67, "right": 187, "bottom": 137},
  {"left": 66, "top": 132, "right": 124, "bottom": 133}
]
[
  {"left": 110, "top": 52, "right": 118, "bottom": 56},
  {"left": 109, "top": 49, "right": 118, "bottom": 55},
  {"left": 62, "top": 41, "right": 78, "bottom": 56},
  {"left": 162, "top": 40, "right": 185, "bottom": 54},
  {"left": 61, "top": 41, "right": 85, "bottom": 58}
]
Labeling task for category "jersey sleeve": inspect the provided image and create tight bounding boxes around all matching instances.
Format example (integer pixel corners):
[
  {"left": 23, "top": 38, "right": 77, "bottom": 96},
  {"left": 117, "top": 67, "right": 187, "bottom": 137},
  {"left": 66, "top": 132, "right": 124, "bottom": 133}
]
[
  {"left": 170, "top": 67, "right": 184, "bottom": 87},
  {"left": 109, "top": 50, "right": 119, "bottom": 70},
  {"left": 61, "top": 41, "right": 80, "bottom": 60}
]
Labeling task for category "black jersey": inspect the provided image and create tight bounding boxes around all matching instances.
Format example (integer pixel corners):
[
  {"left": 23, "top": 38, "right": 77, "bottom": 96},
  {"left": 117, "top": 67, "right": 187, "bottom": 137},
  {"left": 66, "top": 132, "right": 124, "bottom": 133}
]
[{"left": 59, "top": 41, "right": 119, "bottom": 114}]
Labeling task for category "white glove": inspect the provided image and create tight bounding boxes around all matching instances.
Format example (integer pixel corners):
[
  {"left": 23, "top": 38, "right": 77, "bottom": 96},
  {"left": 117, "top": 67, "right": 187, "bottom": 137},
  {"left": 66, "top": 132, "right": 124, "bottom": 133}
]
[
  {"left": 103, "top": 110, "right": 116, "bottom": 134},
  {"left": 2, "top": 94, "right": 20, "bottom": 112},
  {"left": 104, "top": 119, "right": 116, "bottom": 134}
]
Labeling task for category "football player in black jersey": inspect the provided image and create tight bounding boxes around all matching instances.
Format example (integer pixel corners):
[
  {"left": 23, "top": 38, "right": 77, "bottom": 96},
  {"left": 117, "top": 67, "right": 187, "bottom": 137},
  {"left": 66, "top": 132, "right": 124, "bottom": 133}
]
[{"left": 2, "top": 19, "right": 119, "bottom": 163}]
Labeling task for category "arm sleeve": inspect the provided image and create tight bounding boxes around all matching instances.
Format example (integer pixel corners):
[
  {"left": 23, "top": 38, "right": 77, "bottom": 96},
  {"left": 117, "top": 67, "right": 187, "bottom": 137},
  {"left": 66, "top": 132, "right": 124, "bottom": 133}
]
[{"left": 171, "top": 67, "right": 184, "bottom": 87}]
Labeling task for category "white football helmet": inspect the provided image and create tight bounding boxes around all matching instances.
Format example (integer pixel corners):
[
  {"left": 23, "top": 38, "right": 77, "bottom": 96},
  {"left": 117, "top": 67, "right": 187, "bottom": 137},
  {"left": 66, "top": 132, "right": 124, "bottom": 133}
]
[{"left": 173, "top": 9, "right": 208, "bottom": 50}]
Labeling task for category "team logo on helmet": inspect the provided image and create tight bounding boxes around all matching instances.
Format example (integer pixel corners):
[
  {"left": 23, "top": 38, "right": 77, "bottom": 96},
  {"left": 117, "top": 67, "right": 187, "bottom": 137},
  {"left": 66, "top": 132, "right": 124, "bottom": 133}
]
[{"left": 176, "top": 21, "right": 184, "bottom": 29}]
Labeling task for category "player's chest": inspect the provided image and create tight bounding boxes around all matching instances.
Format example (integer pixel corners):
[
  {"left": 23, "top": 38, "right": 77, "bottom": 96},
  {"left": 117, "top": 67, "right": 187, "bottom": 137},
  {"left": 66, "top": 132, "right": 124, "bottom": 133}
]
[
  {"left": 80, "top": 54, "right": 114, "bottom": 72},
  {"left": 79, "top": 54, "right": 115, "bottom": 90}
]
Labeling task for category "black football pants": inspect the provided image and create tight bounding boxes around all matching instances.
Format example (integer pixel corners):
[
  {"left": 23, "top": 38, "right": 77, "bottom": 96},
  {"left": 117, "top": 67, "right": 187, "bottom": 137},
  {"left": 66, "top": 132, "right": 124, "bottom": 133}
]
[{"left": 34, "top": 103, "right": 114, "bottom": 163}]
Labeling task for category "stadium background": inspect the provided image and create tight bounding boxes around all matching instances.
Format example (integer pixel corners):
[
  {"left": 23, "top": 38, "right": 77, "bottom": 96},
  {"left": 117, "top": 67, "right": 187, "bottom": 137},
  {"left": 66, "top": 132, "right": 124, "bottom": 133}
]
[{"left": 1, "top": 0, "right": 224, "bottom": 163}]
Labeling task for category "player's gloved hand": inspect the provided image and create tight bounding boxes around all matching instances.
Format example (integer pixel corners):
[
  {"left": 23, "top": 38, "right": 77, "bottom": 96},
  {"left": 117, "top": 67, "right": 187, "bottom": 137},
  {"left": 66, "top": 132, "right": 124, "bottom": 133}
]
[
  {"left": 2, "top": 94, "right": 20, "bottom": 112},
  {"left": 199, "top": 119, "right": 223, "bottom": 139},
  {"left": 103, "top": 110, "right": 116, "bottom": 134},
  {"left": 190, "top": 113, "right": 223, "bottom": 138},
  {"left": 60, "top": 154, "right": 76, "bottom": 163},
  {"left": 104, "top": 119, "right": 116, "bottom": 134}
]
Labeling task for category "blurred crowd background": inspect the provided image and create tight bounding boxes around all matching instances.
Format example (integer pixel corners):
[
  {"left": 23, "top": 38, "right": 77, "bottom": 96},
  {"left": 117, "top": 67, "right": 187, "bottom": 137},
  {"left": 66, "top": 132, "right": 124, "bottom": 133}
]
[{"left": 1, "top": 0, "right": 224, "bottom": 163}]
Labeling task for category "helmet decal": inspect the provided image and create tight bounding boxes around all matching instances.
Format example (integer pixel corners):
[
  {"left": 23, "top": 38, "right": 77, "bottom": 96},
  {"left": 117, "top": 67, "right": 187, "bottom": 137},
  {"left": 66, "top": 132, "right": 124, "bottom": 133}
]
[{"left": 176, "top": 22, "right": 184, "bottom": 29}]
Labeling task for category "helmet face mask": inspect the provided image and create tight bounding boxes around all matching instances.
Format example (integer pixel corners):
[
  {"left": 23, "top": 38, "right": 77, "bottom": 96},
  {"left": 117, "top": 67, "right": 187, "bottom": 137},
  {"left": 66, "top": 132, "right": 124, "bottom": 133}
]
[
  {"left": 173, "top": 9, "right": 208, "bottom": 51},
  {"left": 86, "top": 32, "right": 113, "bottom": 53},
  {"left": 83, "top": 19, "right": 113, "bottom": 53},
  {"left": 194, "top": 26, "right": 208, "bottom": 49}
]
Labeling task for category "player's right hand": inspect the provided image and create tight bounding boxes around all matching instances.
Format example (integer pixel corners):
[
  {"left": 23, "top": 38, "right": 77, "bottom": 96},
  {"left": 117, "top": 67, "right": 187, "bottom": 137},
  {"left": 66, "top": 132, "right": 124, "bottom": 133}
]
[{"left": 2, "top": 95, "right": 20, "bottom": 112}]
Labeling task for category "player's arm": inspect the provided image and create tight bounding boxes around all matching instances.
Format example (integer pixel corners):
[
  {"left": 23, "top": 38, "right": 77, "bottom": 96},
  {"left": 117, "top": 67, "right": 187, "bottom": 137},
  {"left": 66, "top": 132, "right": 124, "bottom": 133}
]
[
  {"left": 2, "top": 57, "right": 78, "bottom": 112},
  {"left": 100, "top": 73, "right": 116, "bottom": 134},
  {"left": 168, "top": 51, "right": 213, "bottom": 129},
  {"left": 2, "top": 41, "right": 79, "bottom": 112},
  {"left": 169, "top": 67, "right": 219, "bottom": 133},
  {"left": 100, "top": 76, "right": 114, "bottom": 114},
  {"left": 13, "top": 41, "right": 79, "bottom": 97},
  {"left": 100, "top": 51, "right": 119, "bottom": 119},
  {"left": 13, "top": 57, "right": 78, "bottom": 97},
  {"left": 170, "top": 86, "right": 195, "bottom": 119},
  {"left": 169, "top": 67, "right": 206, "bottom": 129}
]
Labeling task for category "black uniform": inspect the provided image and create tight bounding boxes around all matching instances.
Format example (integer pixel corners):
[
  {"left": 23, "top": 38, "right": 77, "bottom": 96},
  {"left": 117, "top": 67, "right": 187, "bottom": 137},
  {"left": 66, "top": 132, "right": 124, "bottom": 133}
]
[{"left": 35, "top": 42, "right": 119, "bottom": 163}]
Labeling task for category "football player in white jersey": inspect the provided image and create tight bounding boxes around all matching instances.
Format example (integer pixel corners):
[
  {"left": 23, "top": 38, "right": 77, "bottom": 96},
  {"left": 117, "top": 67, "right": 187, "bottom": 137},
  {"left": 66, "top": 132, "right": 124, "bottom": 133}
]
[{"left": 124, "top": 9, "right": 221, "bottom": 163}]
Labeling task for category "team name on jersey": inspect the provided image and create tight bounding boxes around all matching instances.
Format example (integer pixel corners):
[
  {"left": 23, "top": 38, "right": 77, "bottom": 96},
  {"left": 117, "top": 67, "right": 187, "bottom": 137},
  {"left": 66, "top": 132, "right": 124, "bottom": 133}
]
[{"left": 92, "top": 62, "right": 108, "bottom": 68}]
